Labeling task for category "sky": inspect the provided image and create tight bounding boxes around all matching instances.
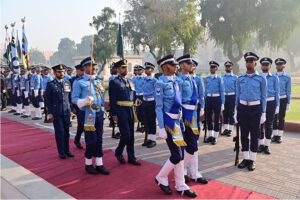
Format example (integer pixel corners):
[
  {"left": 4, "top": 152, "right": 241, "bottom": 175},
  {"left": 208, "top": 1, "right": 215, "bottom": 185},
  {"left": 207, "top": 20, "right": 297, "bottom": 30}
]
[{"left": 1, "top": 0, "right": 128, "bottom": 52}]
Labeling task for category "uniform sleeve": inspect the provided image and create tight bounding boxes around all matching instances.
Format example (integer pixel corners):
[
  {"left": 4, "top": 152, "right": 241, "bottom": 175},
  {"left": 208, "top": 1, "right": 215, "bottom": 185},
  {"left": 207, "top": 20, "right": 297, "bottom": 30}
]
[
  {"left": 109, "top": 80, "right": 117, "bottom": 116},
  {"left": 71, "top": 80, "right": 80, "bottom": 105},
  {"left": 287, "top": 76, "right": 291, "bottom": 104},
  {"left": 155, "top": 81, "right": 164, "bottom": 129},
  {"left": 220, "top": 77, "right": 225, "bottom": 105},
  {"left": 275, "top": 76, "right": 280, "bottom": 107},
  {"left": 45, "top": 83, "right": 53, "bottom": 115},
  {"left": 236, "top": 77, "right": 240, "bottom": 108},
  {"left": 198, "top": 77, "right": 205, "bottom": 109},
  {"left": 261, "top": 76, "right": 267, "bottom": 113}
]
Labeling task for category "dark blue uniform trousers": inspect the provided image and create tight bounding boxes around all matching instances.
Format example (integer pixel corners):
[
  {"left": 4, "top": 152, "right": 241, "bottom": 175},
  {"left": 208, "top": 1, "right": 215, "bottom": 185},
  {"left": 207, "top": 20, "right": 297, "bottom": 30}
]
[
  {"left": 15, "top": 89, "right": 22, "bottom": 104},
  {"left": 29, "top": 89, "right": 40, "bottom": 108},
  {"left": 273, "top": 98, "right": 288, "bottom": 131},
  {"left": 238, "top": 104, "right": 262, "bottom": 152},
  {"left": 53, "top": 115, "right": 71, "bottom": 155},
  {"left": 183, "top": 126, "right": 199, "bottom": 155},
  {"left": 224, "top": 95, "right": 236, "bottom": 125},
  {"left": 142, "top": 100, "right": 156, "bottom": 136},
  {"left": 81, "top": 111, "right": 104, "bottom": 159},
  {"left": 166, "top": 131, "right": 184, "bottom": 165},
  {"left": 74, "top": 107, "right": 84, "bottom": 144},
  {"left": 261, "top": 100, "right": 276, "bottom": 139},
  {"left": 135, "top": 95, "right": 144, "bottom": 124},
  {"left": 21, "top": 90, "right": 30, "bottom": 106},
  {"left": 115, "top": 107, "right": 135, "bottom": 160},
  {"left": 206, "top": 96, "right": 222, "bottom": 132},
  {"left": 8, "top": 89, "right": 16, "bottom": 107}
]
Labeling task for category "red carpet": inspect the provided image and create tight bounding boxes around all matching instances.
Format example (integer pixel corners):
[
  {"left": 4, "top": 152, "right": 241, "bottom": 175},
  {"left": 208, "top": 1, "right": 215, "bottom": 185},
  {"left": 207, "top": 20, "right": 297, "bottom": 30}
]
[{"left": 1, "top": 117, "right": 273, "bottom": 199}]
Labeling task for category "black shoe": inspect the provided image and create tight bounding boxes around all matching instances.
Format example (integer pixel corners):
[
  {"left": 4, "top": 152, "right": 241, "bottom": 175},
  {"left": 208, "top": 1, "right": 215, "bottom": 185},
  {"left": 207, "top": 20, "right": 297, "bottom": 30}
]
[
  {"left": 128, "top": 158, "right": 141, "bottom": 166},
  {"left": 184, "top": 175, "right": 190, "bottom": 183},
  {"left": 44, "top": 120, "right": 52, "bottom": 123},
  {"left": 66, "top": 152, "right": 74, "bottom": 157},
  {"left": 142, "top": 140, "right": 149, "bottom": 146},
  {"left": 21, "top": 115, "right": 30, "bottom": 118},
  {"left": 59, "top": 154, "right": 67, "bottom": 159},
  {"left": 85, "top": 165, "right": 98, "bottom": 174},
  {"left": 177, "top": 189, "right": 197, "bottom": 198},
  {"left": 32, "top": 117, "right": 42, "bottom": 120},
  {"left": 8, "top": 109, "right": 16, "bottom": 113},
  {"left": 271, "top": 136, "right": 278, "bottom": 143},
  {"left": 96, "top": 166, "right": 110, "bottom": 175},
  {"left": 248, "top": 160, "right": 256, "bottom": 171},
  {"left": 194, "top": 177, "right": 208, "bottom": 184},
  {"left": 155, "top": 178, "right": 172, "bottom": 195},
  {"left": 277, "top": 136, "right": 282, "bottom": 143},
  {"left": 115, "top": 154, "right": 126, "bottom": 164},
  {"left": 1, "top": 108, "right": 8, "bottom": 111},
  {"left": 14, "top": 113, "right": 21, "bottom": 116},
  {"left": 221, "top": 129, "right": 228, "bottom": 136},
  {"left": 204, "top": 136, "right": 212, "bottom": 143},
  {"left": 211, "top": 137, "right": 217, "bottom": 145},
  {"left": 238, "top": 159, "right": 250, "bottom": 169},
  {"left": 112, "top": 132, "right": 120, "bottom": 139},
  {"left": 147, "top": 140, "right": 157, "bottom": 148},
  {"left": 74, "top": 141, "right": 84, "bottom": 149},
  {"left": 226, "top": 130, "right": 232, "bottom": 137},
  {"left": 257, "top": 145, "right": 265, "bottom": 153},
  {"left": 264, "top": 146, "right": 271, "bottom": 154}
]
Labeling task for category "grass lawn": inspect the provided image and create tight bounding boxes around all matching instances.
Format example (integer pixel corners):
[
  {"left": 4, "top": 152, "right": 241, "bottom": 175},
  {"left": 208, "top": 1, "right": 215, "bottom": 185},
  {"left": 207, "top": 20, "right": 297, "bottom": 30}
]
[
  {"left": 286, "top": 99, "right": 300, "bottom": 122},
  {"left": 292, "top": 84, "right": 300, "bottom": 96}
]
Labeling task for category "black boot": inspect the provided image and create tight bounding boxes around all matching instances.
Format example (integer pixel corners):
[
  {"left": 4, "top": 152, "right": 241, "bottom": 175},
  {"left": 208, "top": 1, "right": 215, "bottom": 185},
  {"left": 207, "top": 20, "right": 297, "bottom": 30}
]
[
  {"left": 8, "top": 109, "right": 16, "bottom": 113},
  {"left": 115, "top": 154, "right": 126, "bottom": 164},
  {"left": 226, "top": 130, "right": 232, "bottom": 137},
  {"left": 194, "top": 177, "right": 208, "bottom": 184},
  {"left": 277, "top": 136, "right": 282, "bottom": 143},
  {"left": 85, "top": 165, "right": 98, "bottom": 174},
  {"left": 238, "top": 159, "right": 250, "bottom": 169},
  {"left": 177, "top": 189, "right": 197, "bottom": 198},
  {"left": 74, "top": 141, "right": 84, "bottom": 149},
  {"left": 264, "top": 146, "right": 271, "bottom": 154},
  {"left": 271, "top": 136, "right": 278, "bottom": 143},
  {"left": 96, "top": 166, "right": 110, "bottom": 175},
  {"left": 147, "top": 140, "right": 157, "bottom": 148},
  {"left": 248, "top": 160, "right": 256, "bottom": 171},
  {"left": 155, "top": 178, "right": 172, "bottom": 195},
  {"left": 211, "top": 137, "right": 217, "bottom": 145},
  {"left": 221, "top": 129, "right": 228, "bottom": 136},
  {"left": 204, "top": 136, "right": 212, "bottom": 143},
  {"left": 128, "top": 158, "right": 141, "bottom": 166},
  {"left": 257, "top": 145, "right": 265, "bottom": 153}
]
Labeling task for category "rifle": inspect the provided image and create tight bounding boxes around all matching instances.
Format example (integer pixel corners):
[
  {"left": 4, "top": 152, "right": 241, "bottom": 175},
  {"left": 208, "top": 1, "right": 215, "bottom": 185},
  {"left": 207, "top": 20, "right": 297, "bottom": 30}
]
[
  {"left": 203, "top": 106, "right": 207, "bottom": 143},
  {"left": 233, "top": 122, "right": 240, "bottom": 166},
  {"left": 219, "top": 110, "right": 223, "bottom": 137}
]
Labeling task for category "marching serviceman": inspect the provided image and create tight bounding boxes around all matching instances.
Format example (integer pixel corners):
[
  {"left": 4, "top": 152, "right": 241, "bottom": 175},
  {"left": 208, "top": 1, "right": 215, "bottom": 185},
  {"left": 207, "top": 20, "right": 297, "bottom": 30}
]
[
  {"left": 272, "top": 58, "right": 291, "bottom": 144},
  {"left": 72, "top": 57, "right": 110, "bottom": 175},
  {"left": 177, "top": 54, "right": 208, "bottom": 185},
  {"left": 6, "top": 70, "right": 17, "bottom": 113},
  {"left": 1, "top": 67, "right": 8, "bottom": 111},
  {"left": 235, "top": 52, "right": 267, "bottom": 171},
  {"left": 109, "top": 59, "right": 141, "bottom": 166},
  {"left": 70, "top": 64, "right": 85, "bottom": 149},
  {"left": 258, "top": 57, "right": 279, "bottom": 154},
  {"left": 64, "top": 66, "right": 74, "bottom": 81},
  {"left": 45, "top": 64, "right": 74, "bottom": 160},
  {"left": 142, "top": 62, "right": 157, "bottom": 148},
  {"left": 155, "top": 54, "right": 197, "bottom": 198},
  {"left": 41, "top": 65, "right": 53, "bottom": 123},
  {"left": 21, "top": 68, "right": 31, "bottom": 118},
  {"left": 221, "top": 61, "right": 238, "bottom": 137},
  {"left": 29, "top": 66, "right": 42, "bottom": 120},
  {"left": 204, "top": 61, "right": 225, "bottom": 145},
  {"left": 133, "top": 65, "right": 145, "bottom": 133},
  {"left": 190, "top": 59, "right": 205, "bottom": 132},
  {"left": 14, "top": 65, "right": 26, "bottom": 115}
]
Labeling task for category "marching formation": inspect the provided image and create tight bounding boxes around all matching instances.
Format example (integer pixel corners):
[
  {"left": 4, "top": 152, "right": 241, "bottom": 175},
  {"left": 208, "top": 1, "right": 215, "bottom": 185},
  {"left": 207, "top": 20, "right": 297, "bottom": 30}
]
[{"left": 0, "top": 51, "right": 291, "bottom": 198}]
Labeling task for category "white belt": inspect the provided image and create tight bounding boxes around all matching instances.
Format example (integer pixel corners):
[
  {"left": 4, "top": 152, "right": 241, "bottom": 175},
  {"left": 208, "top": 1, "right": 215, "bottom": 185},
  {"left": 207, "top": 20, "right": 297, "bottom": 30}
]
[
  {"left": 143, "top": 97, "right": 155, "bottom": 101},
  {"left": 207, "top": 93, "right": 220, "bottom": 97},
  {"left": 266, "top": 97, "right": 275, "bottom": 101},
  {"left": 280, "top": 95, "right": 287, "bottom": 99},
  {"left": 20, "top": 87, "right": 25, "bottom": 90},
  {"left": 240, "top": 100, "right": 260, "bottom": 106},
  {"left": 182, "top": 104, "right": 197, "bottom": 110},
  {"left": 136, "top": 93, "right": 143, "bottom": 96},
  {"left": 225, "top": 92, "right": 235, "bottom": 96},
  {"left": 165, "top": 112, "right": 180, "bottom": 119}
]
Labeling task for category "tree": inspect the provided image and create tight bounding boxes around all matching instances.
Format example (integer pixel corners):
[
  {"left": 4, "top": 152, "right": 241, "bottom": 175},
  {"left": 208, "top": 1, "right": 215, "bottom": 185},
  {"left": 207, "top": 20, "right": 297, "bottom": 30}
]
[
  {"left": 283, "top": 30, "right": 300, "bottom": 71},
  {"left": 29, "top": 48, "right": 46, "bottom": 64},
  {"left": 200, "top": 0, "right": 300, "bottom": 74},
  {"left": 123, "top": 0, "right": 204, "bottom": 59},
  {"left": 76, "top": 35, "right": 93, "bottom": 56},
  {"left": 90, "top": 7, "right": 118, "bottom": 73},
  {"left": 49, "top": 38, "right": 76, "bottom": 66}
]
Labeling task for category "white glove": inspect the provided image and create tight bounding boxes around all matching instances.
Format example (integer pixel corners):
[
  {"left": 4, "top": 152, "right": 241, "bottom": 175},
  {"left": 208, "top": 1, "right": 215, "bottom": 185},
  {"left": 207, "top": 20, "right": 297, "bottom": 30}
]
[
  {"left": 221, "top": 104, "right": 224, "bottom": 111},
  {"left": 275, "top": 106, "right": 279, "bottom": 114},
  {"left": 159, "top": 128, "right": 167, "bottom": 139},
  {"left": 34, "top": 89, "right": 39, "bottom": 97},
  {"left": 77, "top": 96, "right": 94, "bottom": 108},
  {"left": 41, "top": 89, "right": 45, "bottom": 95},
  {"left": 3, "top": 89, "right": 6, "bottom": 93},
  {"left": 199, "top": 108, "right": 204, "bottom": 117},
  {"left": 16, "top": 90, "right": 20, "bottom": 97},
  {"left": 233, "top": 107, "right": 237, "bottom": 124},
  {"left": 286, "top": 104, "right": 290, "bottom": 111},
  {"left": 24, "top": 91, "right": 29, "bottom": 98},
  {"left": 260, "top": 113, "right": 266, "bottom": 124}
]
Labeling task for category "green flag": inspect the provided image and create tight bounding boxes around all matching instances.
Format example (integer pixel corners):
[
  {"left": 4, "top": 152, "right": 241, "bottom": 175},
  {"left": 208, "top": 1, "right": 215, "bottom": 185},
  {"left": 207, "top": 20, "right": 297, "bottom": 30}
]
[{"left": 116, "top": 23, "right": 124, "bottom": 59}]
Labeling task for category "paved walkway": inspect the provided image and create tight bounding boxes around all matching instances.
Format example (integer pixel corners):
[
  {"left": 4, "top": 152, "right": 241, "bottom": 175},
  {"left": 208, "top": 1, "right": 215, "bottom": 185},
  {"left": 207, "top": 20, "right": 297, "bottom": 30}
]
[{"left": 1, "top": 110, "right": 300, "bottom": 199}]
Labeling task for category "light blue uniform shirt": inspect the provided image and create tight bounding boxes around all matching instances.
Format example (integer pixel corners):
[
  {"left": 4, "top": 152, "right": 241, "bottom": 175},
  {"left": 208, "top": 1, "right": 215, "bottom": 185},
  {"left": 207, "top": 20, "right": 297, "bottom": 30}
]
[
  {"left": 64, "top": 74, "right": 72, "bottom": 81},
  {"left": 276, "top": 72, "right": 291, "bottom": 104},
  {"left": 193, "top": 74, "right": 205, "bottom": 109},
  {"left": 236, "top": 71, "right": 267, "bottom": 112},
  {"left": 142, "top": 76, "right": 157, "bottom": 98},
  {"left": 133, "top": 75, "right": 145, "bottom": 94},
  {"left": 178, "top": 74, "right": 194, "bottom": 104},
  {"left": 108, "top": 74, "right": 118, "bottom": 88},
  {"left": 261, "top": 72, "right": 280, "bottom": 107},
  {"left": 5, "top": 74, "right": 12, "bottom": 89},
  {"left": 204, "top": 74, "right": 225, "bottom": 105},
  {"left": 19, "top": 75, "right": 29, "bottom": 91},
  {"left": 42, "top": 74, "right": 54, "bottom": 90},
  {"left": 222, "top": 73, "right": 238, "bottom": 94},
  {"left": 155, "top": 75, "right": 180, "bottom": 129},
  {"left": 29, "top": 73, "right": 41, "bottom": 90},
  {"left": 71, "top": 74, "right": 105, "bottom": 112}
]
